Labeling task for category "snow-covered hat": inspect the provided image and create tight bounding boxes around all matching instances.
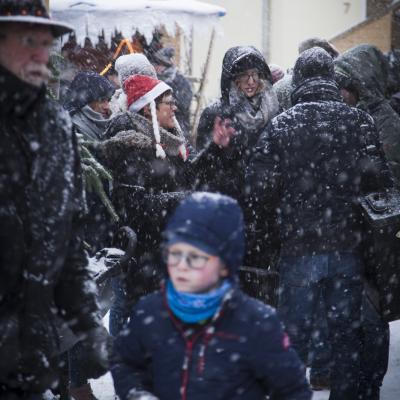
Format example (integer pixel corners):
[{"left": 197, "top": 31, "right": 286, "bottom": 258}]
[
  {"left": 0, "top": 0, "right": 73, "bottom": 38},
  {"left": 115, "top": 53, "right": 157, "bottom": 87},
  {"left": 124, "top": 74, "right": 172, "bottom": 159}
]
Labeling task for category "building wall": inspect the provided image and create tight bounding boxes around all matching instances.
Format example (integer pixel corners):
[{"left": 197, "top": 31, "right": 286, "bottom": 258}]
[
  {"left": 192, "top": 0, "right": 368, "bottom": 102},
  {"left": 269, "top": 0, "right": 367, "bottom": 69},
  {"left": 331, "top": 13, "right": 392, "bottom": 53},
  {"left": 191, "top": 0, "right": 264, "bottom": 102}
]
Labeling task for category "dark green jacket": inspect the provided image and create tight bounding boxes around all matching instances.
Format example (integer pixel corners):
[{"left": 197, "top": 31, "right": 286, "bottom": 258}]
[{"left": 335, "top": 44, "right": 400, "bottom": 182}]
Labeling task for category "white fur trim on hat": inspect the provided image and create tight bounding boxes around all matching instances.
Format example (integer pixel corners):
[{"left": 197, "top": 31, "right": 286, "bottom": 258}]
[{"left": 128, "top": 81, "right": 171, "bottom": 113}]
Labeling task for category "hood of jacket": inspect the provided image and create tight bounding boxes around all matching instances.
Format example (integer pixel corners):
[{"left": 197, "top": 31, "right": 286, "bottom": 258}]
[
  {"left": 291, "top": 47, "right": 341, "bottom": 105},
  {"left": 334, "top": 44, "right": 389, "bottom": 109},
  {"left": 220, "top": 46, "right": 272, "bottom": 103}
]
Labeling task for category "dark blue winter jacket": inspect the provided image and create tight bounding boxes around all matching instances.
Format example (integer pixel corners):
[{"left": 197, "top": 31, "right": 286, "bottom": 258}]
[{"left": 111, "top": 287, "right": 311, "bottom": 400}]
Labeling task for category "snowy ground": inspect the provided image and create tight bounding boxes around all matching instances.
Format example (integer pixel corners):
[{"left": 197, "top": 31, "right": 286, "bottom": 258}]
[{"left": 91, "top": 318, "right": 400, "bottom": 399}]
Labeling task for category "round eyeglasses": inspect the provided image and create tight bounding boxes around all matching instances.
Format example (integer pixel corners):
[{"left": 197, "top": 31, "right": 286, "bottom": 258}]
[
  {"left": 162, "top": 249, "right": 214, "bottom": 270},
  {"left": 159, "top": 99, "right": 177, "bottom": 108},
  {"left": 235, "top": 70, "right": 261, "bottom": 83}
]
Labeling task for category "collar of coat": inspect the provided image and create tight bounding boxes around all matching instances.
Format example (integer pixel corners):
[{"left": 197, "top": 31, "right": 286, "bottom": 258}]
[
  {"left": 0, "top": 64, "right": 46, "bottom": 117},
  {"left": 291, "top": 77, "right": 342, "bottom": 105},
  {"left": 108, "top": 111, "right": 185, "bottom": 157}
]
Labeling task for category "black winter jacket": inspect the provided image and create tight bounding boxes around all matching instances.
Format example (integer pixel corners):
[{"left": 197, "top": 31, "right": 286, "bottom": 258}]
[
  {"left": 196, "top": 46, "right": 276, "bottom": 151},
  {"left": 111, "top": 286, "right": 312, "bottom": 400},
  {"left": 194, "top": 47, "right": 279, "bottom": 267},
  {"left": 247, "top": 66, "right": 391, "bottom": 257},
  {"left": 334, "top": 44, "right": 400, "bottom": 183},
  {"left": 0, "top": 66, "right": 100, "bottom": 392},
  {"left": 101, "top": 112, "right": 193, "bottom": 255}
]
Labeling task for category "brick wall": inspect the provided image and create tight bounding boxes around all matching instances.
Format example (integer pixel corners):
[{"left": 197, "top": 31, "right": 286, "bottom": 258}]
[
  {"left": 367, "top": 0, "right": 392, "bottom": 17},
  {"left": 331, "top": 13, "right": 392, "bottom": 53}
]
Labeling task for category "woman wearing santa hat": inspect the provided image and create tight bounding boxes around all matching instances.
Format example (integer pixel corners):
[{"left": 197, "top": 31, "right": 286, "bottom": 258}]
[{"left": 97, "top": 69, "right": 235, "bottom": 333}]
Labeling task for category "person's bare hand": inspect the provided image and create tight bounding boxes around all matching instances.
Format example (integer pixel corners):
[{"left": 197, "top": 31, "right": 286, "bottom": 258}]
[{"left": 212, "top": 116, "right": 236, "bottom": 148}]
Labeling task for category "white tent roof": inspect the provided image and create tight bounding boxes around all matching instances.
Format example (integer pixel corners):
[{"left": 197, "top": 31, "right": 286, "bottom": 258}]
[{"left": 51, "top": 0, "right": 226, "bottom": 43}]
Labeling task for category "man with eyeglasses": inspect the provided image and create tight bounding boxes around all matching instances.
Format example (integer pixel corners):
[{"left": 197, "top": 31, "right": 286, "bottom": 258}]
[
  {"left": 246, "top": 47, "right": 392, "bottom": 400},
  {"left": 0, "top": 1, "right": 108, "bottom": 398}
]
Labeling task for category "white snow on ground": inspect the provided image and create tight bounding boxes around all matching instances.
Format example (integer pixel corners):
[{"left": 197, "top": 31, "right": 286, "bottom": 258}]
[{"left": 92, "top": 318, "right": 400, "bottom": 399}]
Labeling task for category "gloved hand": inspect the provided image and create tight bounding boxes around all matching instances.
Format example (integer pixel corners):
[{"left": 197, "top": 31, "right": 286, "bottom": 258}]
[
  {"left": 78, "top": 324, "right": 110, "bottom": 379},
  {"left": 212, "top": 116, "right": 236, "bottom": 148}
]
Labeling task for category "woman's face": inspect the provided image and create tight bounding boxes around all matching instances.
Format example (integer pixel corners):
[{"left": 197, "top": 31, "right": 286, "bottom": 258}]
[
  {"left": 234, "top": 68, "right": 261, "bottom": 98},
  {"left": 156, "top": 93, "right": 177, "bottom": 130}
]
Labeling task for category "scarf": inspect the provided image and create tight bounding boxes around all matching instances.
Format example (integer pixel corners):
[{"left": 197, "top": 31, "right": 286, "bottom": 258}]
[
  {"left": 228, "top": 80, "right": 279, "bottom": 133},
  {"left": 291, "top": 77, "right": 342, "bottom": 105},
  {"left": 166, "top": 279, "right": 232, "bottom": 323},
  {"left": 72, "top": 105, "right": 110, "bottom": 141}
]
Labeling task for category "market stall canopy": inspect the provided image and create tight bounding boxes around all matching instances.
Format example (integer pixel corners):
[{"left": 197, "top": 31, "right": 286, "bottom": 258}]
[{"left": 51, "top": 0, "right": 226, "bottom": 43}]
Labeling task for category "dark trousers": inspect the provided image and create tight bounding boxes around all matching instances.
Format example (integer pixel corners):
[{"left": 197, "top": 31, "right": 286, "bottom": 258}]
[
  {"left": 358, "top": 296, "right": 390, "bottom": 400},
  {"left": 309, "top": 294, "right": 331, "bottom": 381},
  {"left": 278, "top": 252, "right": 363, "bottom": 400}
]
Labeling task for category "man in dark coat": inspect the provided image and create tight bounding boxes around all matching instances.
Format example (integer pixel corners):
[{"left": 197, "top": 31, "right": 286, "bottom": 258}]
[
  {"left": 64, "top": 71, "right": 115, "bottom": 142},
  {"left": 335, "top": 44, "right": 400, "bottom": 184},
  {"left": 64, "top": 70, "right": 117, "bottom": 253},
  {"left": 0, "top": 1, "right": 107, "bottom": 397},
  {"left": 334, "top": 44, "right": 398, "bottom": 400},
  {"left": 246, "top": 47, "right": 391, "bottom": 400}
]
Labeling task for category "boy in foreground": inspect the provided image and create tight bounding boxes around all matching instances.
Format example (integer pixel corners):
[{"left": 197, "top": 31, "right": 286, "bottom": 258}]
[{"left": 111, "top": 192, "right": 311, "bottom": 400}]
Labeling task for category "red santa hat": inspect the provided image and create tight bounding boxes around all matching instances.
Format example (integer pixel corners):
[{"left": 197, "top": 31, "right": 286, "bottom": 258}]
[
  {"left": 124, "top": 74, "right": 171, "bottom": 114},
  {"left": 124, "top": 74, "right": 172, "bottom": 159}
]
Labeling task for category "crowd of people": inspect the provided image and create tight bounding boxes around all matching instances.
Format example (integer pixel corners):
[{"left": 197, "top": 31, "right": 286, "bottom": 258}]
[{"left": 1, "top": 1, "right": 400, "bottom": 400}]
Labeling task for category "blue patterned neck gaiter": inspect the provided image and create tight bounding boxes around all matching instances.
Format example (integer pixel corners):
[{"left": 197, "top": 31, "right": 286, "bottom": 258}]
[{"left": 166, "top": 279, "right": 232, "bottom": 323}]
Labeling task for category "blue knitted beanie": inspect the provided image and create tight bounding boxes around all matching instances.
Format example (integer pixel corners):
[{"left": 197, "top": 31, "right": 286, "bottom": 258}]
[
  {"left": 64, "top": 71, "right": 115, "bottom": 114},
  {"left": 163, "top": 192, "right": 245, "bottom": 275}
]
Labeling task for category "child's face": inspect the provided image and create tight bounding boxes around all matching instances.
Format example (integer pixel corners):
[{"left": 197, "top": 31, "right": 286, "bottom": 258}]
[{"left": 166, "top": 242, "right": 228, "bottom": 293}]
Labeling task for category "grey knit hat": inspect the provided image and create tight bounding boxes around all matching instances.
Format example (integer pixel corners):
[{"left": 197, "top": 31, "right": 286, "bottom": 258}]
[{"left": 115, "top": 53, "right": 157, "bottom": 87}]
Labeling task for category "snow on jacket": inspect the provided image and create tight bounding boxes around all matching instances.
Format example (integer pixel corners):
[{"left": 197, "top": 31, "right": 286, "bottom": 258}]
[
  {"left": 193, "top": 47, "right": 280, "bottom": 268},
  {"left": 99, "top": 112, "right": 193, "bottom": 261},
  {"left": 0, "top": 65, "right": 100, "bottom": 391},
  {"left": 334, "top": 44, "right": 400, "bottom": 183},
  {"left": 196, "top": 46, "right": 278, "bottom": 151},
  {"left": 110, "top": 286, "right": 312, "bottom": 400},
  {"left": 246, "top": 48, "right": 391, "bottom": 257},
  {"left": 274, "top": 72, "right": 294, "bottom": 112}
]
